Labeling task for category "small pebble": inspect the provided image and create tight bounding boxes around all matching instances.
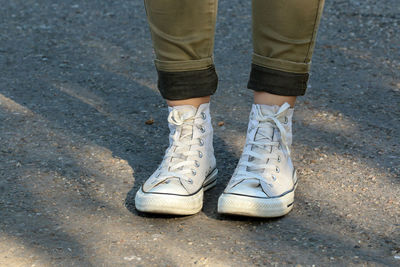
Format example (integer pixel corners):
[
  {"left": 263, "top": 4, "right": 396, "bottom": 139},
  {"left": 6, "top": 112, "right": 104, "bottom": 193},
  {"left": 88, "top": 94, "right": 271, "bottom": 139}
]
[{"left": 145, "top": 118, "right": 154, "bottom": 125}]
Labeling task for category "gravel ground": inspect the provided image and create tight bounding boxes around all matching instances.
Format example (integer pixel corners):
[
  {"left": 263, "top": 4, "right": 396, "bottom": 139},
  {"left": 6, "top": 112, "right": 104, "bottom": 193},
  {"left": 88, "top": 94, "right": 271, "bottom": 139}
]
[{"left": 0, "top": 0, "right": 399, "bottom": 266}]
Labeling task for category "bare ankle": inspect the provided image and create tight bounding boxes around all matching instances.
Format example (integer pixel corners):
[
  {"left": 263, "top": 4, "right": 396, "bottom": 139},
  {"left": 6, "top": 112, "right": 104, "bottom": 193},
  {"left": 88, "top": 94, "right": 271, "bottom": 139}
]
[
  {"left": 253, "top": 91, "right": 296, "bottom": 107},
  {"left": 167, "top": 96, "right": 211, "bottom": 108}
]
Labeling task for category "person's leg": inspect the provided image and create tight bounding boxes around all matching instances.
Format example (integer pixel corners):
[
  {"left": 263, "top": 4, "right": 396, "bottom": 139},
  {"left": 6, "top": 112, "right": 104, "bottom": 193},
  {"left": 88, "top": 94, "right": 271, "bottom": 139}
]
[
  {"left": 144, "top": 0, "right": 218, "bottom": 105},
  {"left": 136, "top": 0, "right": 219, "bottom": 215},
  {"left": 250, "top": 0, "right": 325, "bottom": 106},
  {"left": 253, "top": 92, "right": 296, "bottom": 107},
  {"left": 167, "top": 96, "right": 211, "bottom": 108},
  {"left": 218, "top": 0, "right": 325, "bottom": 217}
]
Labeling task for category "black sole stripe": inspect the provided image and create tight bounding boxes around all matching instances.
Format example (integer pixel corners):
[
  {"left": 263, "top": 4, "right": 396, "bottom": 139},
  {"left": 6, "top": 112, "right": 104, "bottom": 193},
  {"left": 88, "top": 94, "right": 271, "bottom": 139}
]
[{"left": 141, "top": 168, "right": 217, "bottom": 197}]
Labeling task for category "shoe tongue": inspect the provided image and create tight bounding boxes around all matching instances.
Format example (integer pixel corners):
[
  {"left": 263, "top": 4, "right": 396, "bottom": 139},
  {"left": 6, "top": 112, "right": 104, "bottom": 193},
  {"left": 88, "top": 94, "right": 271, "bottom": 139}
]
[
  {"left": 171, "top": 105, "right": 196, "bottom": 141},
  {"left": 252, "top": 104, "right": 279, "bottom": 142},
  {"left": 258, "top": 104, "right": 280, "bottom": 116},
  {"left": 249, "top": 104, "right": 280, "bottom": 173},
  {"left": 169, "top": 105, "right": 197, "bottom": 172},
  {"left": 254, "top": 127, "right": 274, "bottom": 142},
  {"left": 170, "top": 105, "right": 197, "bottom": 116}
]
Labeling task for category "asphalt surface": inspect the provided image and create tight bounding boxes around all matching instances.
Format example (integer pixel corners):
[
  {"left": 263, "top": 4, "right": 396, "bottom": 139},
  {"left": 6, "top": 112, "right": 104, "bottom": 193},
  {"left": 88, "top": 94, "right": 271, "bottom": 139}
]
[{"left": 0, "top": 0, "right": 399, "bottom": 266}]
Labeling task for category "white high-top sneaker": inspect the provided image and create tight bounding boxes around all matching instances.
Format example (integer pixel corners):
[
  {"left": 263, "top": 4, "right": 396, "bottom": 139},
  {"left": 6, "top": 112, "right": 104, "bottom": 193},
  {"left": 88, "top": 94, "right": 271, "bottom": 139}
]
[
  {"left": 135, "top": 103, "right": 218, "bottom": 215},
  {"left": 218, "top": 102, "right": 297, "bottom": 217}
]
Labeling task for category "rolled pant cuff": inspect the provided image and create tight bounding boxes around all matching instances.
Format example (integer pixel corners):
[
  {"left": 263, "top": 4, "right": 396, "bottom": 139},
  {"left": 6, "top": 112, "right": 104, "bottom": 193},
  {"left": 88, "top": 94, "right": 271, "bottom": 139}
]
[
  {"left": 157, "top": 65, "right": 218, "bottom": 100},
  {"left": 247, "top": 64, "right": 309, "bottom": 96}
]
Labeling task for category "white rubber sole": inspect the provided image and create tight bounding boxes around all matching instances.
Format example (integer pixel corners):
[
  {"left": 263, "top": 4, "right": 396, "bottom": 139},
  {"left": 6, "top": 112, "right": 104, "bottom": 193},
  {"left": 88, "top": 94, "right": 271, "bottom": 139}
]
[
  {"left": 218, "top": 174, "right": 298, "bottom": 218},
  {"left": 135, "top": 169, "right": 218, "bottom": 215},
  {"left": 217, "top": 191, "right": 294, "bottom": 218}
]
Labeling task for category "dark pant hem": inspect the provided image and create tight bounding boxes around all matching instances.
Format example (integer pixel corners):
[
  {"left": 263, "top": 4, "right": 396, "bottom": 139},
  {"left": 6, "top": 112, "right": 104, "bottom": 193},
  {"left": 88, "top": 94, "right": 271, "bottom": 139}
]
[
  {"left": 247, "top": 64, "right": 309, "bottom": 96},
  {"left": 157, "top": 65, "right": 218, "bottom": 100}
]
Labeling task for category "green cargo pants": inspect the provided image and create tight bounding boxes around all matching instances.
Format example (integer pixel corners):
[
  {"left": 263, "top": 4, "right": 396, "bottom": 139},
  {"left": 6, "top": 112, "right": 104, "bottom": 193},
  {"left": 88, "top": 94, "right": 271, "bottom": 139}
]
[{"left": 144, "top": 0, "right": 325, "bottom": 100}]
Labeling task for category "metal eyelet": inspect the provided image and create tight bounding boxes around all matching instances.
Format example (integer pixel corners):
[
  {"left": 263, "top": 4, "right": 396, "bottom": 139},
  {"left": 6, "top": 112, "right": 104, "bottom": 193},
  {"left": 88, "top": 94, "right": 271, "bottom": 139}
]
[
  {"left": 188, "top": 178, "right": 193, "bottom": 184},
  {"left": 277, "top": 156, "right": 281, "bottom": 162},
  {"left": 191, "top": 169, "right": 196, "bottom": 176},
  {"left": 275, "top": 167, "right": 280, "bottom": 173},
  {"left": 199, "top": 138, "right": 204, "bottom": 146},
  {"left": 284, "top": 116, "right": 288, "bottom": 124},
  {"left": 198, "top": 151, "right": 203, "bottom": 158},
  {"left": 201, "top": 112, "right": 206, "bottom": 120},
  {"left": 195, "top": 160, "right": 200, "bottom": 167},
  {"left": 272, "top": 175, "right": 277, "bottom": 181},
  {"left": 199, "top": 126, "right": 206, "bottom": 133}
]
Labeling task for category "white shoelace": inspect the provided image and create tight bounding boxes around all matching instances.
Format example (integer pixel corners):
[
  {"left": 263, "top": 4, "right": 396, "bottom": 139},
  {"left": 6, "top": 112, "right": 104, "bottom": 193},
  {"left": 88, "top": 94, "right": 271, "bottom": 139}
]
[
  {"left": 153, "top": 109, "right": 205, "bottom": 186},
  {"left": 232, "top": 103, "right": 291, "bottom": 185}
]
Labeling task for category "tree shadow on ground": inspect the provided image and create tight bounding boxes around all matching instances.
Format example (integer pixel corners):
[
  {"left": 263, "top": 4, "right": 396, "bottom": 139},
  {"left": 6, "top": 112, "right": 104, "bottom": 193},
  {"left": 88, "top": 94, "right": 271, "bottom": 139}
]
[{"left": 0, "top": 0, "right": 399, "bottom": 265}]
